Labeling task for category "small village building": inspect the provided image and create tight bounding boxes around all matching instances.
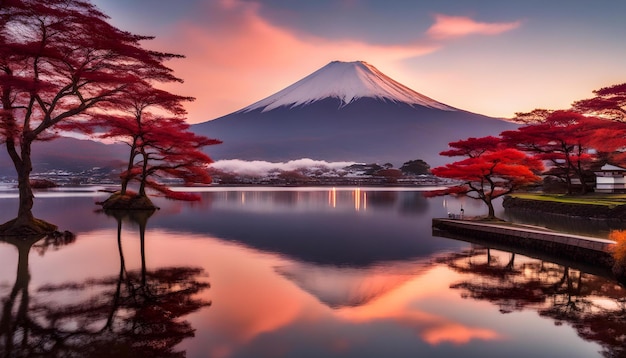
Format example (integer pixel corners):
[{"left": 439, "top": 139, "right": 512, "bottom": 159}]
[{"left": 594, "top": 164, "right": 626, "bottom": 193}]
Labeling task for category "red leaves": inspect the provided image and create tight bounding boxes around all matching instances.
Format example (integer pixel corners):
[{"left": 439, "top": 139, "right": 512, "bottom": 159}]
[
  {"left": 435, "top": 81, "right": 626, "bottom": 205},
  {"left": 423, "top": 185, "right": 468, "bottom": 198},
  {"left": 1, "top": 0, "right": 188, "bottom": 141},
  {"left": 440, "top": 136, "right": 502, "bottom": 158},
  {"left": 98, "top": 85, "right": 221, "bottom": 199},
  {"left": 431, "top": 136, "right": 543, "bottom": 217},
  {"left": 594, "top": 83, "right": 626, "bottom": 97},
  {"left": 143, "top": 180, "right": 202, "bottom": 201},
  {"left": 503, "top": 109, "right": 620, "bottom": 193},
  {"left": 433, "top": 148, "right": 542, "bottom": 185},
  {"left": 573, "top": 82, "right": 626, "bottom": 121},
  {"left": 0, "top": 0, "right": 223, "bottom": 204}
]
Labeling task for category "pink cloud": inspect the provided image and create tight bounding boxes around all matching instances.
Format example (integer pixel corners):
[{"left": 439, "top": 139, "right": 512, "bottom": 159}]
[
  {"left": 427, "top": 14, "right": 522, "bottom": 40},
  {"left": 152, "top": 3, "right": 523, "bottom": 123},
  {"left": 152, "top": 0, "right": 439, "bottom": 123}
]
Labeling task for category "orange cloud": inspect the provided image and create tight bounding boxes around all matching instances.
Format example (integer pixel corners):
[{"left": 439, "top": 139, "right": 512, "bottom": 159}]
[{"left": 427, "top": 14, "right": 522, "bottom": 40}]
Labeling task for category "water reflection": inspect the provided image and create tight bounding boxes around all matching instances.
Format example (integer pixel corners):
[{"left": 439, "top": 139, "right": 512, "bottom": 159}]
[
  {"left": 0, "top": 211, "right": 210, "bottom": 357},
  {"left": 210, "top": 188, "right": 394, "bottom": 213},
  {"left": 439, "top": 247, "right": 626, "bottom": 358},
  {"left": 0, "top": 233, "right": 76, "bottom": 356},
  {"left": 152, "top": 189, "right": 470, "bottom": 267},
  {"left": 275, "top": 260, "right": 430, "bottom": 308},
  {"left": 1, "top": 188, "right": 622, "bottom": 357}
]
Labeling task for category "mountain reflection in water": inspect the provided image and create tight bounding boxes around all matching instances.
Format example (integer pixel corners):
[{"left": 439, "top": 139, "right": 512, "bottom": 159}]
[{"left": 0, "top": 187, "right": 624, "bottom": 358}]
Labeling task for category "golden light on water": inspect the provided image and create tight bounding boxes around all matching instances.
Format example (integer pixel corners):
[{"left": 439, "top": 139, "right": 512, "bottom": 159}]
[{"left": 329, "top": 187, "right": 337, "bottom": 208}]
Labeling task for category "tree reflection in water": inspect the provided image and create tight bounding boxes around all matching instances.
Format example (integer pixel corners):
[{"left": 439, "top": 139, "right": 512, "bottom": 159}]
[
  {"left": 439, "top": 247, "right": 626, "bottom": 358},
  {"left": 0, "top": 210, "right": 211, "bottom": 357}
]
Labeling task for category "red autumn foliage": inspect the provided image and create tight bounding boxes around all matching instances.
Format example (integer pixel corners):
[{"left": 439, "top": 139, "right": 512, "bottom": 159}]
[
  {"left": 0, "top": 0, "right": 191, "bottom": 232},
  {"left": 572, "top": 82, "right": 626, "bottom": 165},
  {"left": 431, "top": 137, "right": 543, "bottom": 218},
  {"left": 502, "top": 110, "right": 609, "bottom": 194},
  {"left": 93, "top": 81, "right": 221, "bottom": 202},
  {"left": 135, "top": 118, "right": 221, "bottom": 200},
  {"left": 573, "top": 82, "right": 626, "bottom": 121},
  {"left": 439, "top": 136, "right": 502, "bottom": 158}
]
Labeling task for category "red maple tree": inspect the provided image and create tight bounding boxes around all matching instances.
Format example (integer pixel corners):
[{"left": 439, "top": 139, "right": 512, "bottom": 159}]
[
  {"left": 132, "top": 116, "right": 221, "bottom": 202},
  {"left": 93, "top": 81, "right": 221, "bottom": 207},
  {"left": 572, "top": 83, "right": 626, "bottom": 164},
  {"left": 0, "top": 0, "right": 188, "bottom": 234},
  {"left": 502, "top": 110, "right": 608, "bottom": 194},
  {"left": 431, "top": 137, "right": 543, "bottom": 219}
]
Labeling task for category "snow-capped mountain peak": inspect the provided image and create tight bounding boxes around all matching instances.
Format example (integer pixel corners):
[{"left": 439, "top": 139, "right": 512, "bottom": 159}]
[{"left": 241, "top": 60, "right": 457, "bottom": 113}]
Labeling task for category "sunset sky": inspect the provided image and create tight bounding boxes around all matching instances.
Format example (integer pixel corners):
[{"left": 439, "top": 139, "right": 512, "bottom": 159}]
[{"left": 93, "top": 0, "right": 626, "bottom": 124}]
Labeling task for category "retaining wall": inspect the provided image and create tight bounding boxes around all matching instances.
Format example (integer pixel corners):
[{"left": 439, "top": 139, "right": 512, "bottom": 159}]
[{"left": 432, "top": 218, "right": 616, "bottom": 269}]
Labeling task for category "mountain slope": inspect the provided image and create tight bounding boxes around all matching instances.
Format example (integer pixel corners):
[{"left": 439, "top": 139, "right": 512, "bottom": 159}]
[
  {"left": 0, "top": 137, "right": 127, "bottom": 177},
  {"left": 194, "top": 61, "right": 517, "bottom": 167}
]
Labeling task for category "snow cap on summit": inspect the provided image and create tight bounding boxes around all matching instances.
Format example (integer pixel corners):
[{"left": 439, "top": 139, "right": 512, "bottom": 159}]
[{"left": 242, "top": 61, "right": 457, "bottom": 112}]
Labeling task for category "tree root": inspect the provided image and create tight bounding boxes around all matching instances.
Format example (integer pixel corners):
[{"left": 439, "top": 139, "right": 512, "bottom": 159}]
[{"left": 97, "top": 192, "right": 159, "bottom": 210}]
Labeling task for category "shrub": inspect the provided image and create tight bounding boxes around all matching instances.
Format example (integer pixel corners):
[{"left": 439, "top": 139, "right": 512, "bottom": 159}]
[{"left": 609, "top": 230, "right": 626, "bottom": 264}]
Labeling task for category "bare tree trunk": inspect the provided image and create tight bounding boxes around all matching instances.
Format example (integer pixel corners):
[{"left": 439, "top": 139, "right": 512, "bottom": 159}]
[
  {"left": 120, "top": 138, "right": 138, "bottom": 195},
  {"left": 138, "top": 148, "right": 149, "bottom": 197},
  {"left": 1, "top": 138, "right": 56, "bottom": 234},
  {"left": 15, "top": 140, "right": 35, "bottom": 225},
  {"left": 565, "top": 175, "right": 573, "bottom": 195},
  {"left": 1, "top": 76, "right": 36, "bottom": 230},
  {"left": 485, "top": 198, "right": 496, "bottom": 219}
]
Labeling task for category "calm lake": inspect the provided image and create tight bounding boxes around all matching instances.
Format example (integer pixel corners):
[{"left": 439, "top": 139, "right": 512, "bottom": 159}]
[{"left": 1, "top": 186, "right": 624, "bottom": 358}]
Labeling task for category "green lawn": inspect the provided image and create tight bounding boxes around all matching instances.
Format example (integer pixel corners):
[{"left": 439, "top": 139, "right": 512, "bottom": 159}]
[{"left": 510, "top": 193, "right": 626, "bottom": 208}]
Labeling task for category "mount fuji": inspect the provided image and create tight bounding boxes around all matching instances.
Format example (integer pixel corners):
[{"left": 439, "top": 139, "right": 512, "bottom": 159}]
[{"left": 194, "top": 60, "right": 517, "bottom": 167}]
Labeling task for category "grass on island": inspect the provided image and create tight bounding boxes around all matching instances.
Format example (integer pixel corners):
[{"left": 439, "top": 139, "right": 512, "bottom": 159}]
[{"left": 510, "top": 193, "right": 626, "bottom": 208}]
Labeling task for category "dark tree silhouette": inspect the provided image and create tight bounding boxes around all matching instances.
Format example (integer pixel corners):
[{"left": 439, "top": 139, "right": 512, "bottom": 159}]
[
  {"left": 0, "top": 233, "right": 76, "bottom": 356},
  {"left": 440, "top": 247, "right": 626, "bottom": 358},
  {"left": 399, "top": 159, "right": 431, "bottom": 176},
  {"left": 0, "top": 211, "right": 211, "bottom": 357}
]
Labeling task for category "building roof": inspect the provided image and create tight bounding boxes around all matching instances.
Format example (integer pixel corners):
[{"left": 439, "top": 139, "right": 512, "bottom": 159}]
[{"left": 597, "top": 164, "right": 626, "bottom": 172}]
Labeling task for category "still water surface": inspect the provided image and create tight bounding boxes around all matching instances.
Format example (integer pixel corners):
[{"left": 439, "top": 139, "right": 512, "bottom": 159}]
[{"left": 0, "top": 187, "right": 624, "bottom": 357}]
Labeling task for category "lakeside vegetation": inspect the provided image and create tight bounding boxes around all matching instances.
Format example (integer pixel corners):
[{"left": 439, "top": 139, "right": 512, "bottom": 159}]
[{"left": 510, "top": 193, "right": 626, "bottom": 208}]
